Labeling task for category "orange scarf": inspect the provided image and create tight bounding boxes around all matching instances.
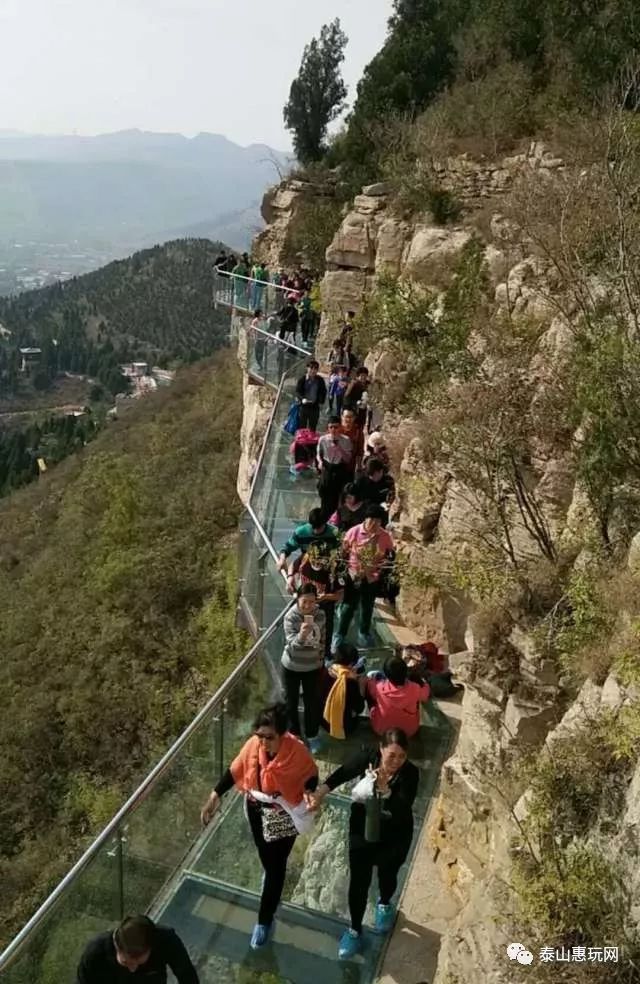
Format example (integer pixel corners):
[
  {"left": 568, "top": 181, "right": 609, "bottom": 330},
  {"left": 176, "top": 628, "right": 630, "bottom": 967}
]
[
  {"left": 230, "top": 733, "right": 317, "bottom": 805},
  {"left": 323, "top": 665, "right": 357, "bottom": 740}
]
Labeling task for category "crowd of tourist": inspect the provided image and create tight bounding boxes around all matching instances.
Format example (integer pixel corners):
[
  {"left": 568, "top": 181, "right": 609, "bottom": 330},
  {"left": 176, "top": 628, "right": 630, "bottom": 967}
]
[
  {"left": 204, "top": 292, "right": 438, "bottom": 960},
  {"left": 73, "top": 268, "right": 451, "bottom": 981}
]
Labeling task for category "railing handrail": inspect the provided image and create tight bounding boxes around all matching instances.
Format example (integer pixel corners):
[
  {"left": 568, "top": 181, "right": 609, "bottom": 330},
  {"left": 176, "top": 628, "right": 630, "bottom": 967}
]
[
  {"left": 214, "top": 267, "right": 296, "bottom": 291},
  {"left": 0, "top": 602, "right": 292, "bottom": 972},
  {"left": 1, "top": 281, "right": 314, "bottom": 972},
  {"left": 249, "top": 322, "right": 312, "bottom": 359},
  {"left": 247, "top": 355, "right": 308, "bottom": 545}
]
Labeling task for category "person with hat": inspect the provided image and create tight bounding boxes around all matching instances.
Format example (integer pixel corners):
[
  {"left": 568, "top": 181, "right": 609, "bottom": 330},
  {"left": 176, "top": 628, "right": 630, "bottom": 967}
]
[{"left": 363, "top": 431, "right": 390, "bottom": 471}]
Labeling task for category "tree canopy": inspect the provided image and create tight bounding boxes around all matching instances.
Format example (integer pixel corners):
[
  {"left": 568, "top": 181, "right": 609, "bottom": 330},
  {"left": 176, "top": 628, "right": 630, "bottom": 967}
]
[{"left": 283, "top": 19, "right": 348, "bottom": 165}]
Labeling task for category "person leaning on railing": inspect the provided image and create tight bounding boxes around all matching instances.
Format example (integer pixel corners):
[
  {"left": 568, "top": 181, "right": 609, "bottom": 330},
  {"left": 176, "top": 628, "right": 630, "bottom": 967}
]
[
  {"left": 200, "top": 703, "right": 318, "bottom": 951},
  {"left": 76, "top": 914, "right": 199, "bottom": 984}
]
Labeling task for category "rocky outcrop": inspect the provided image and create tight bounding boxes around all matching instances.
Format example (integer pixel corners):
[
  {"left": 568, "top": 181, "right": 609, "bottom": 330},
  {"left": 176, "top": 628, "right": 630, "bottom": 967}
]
[
  {"left": 235, "top": 314, "right": 275, "bottom": 504},
  {"left": 254, "top": 176, "right": 337, "bottom": 271}
]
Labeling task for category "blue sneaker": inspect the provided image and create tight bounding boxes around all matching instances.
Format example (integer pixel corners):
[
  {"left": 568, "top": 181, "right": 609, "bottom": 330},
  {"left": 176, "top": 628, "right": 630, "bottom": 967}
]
[
  {"left": 374, "top": 902, "right": 395, "bottom": 934},
  {"left": 250, "top": 923, "right": 272, "bottom": 949},
  {"left": 308, "top": 735, "right": 324, "bottom": 755},
  {"left": 357, "top": 631, "right": 375, "bottom": 649},
  {"left": 338, "top": 928, "right": 362, "bottom": 959}
]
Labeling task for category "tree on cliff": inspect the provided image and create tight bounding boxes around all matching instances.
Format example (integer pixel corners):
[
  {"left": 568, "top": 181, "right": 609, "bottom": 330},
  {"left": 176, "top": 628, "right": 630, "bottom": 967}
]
[{"left": 283, "top": 19, "right": 348, "bottom": 165}]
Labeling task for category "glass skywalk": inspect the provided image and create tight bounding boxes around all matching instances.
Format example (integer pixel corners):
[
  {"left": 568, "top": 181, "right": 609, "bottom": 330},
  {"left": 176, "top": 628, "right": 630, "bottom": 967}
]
[{"left": 0, "top": 288, "right": 451, "bottom": 984}]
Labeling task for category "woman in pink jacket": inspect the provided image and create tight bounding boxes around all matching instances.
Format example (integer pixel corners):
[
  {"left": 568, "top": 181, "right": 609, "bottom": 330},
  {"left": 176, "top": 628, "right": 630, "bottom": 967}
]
[{"left": 365, "top": 655, "right": 430, "bottom": 738}]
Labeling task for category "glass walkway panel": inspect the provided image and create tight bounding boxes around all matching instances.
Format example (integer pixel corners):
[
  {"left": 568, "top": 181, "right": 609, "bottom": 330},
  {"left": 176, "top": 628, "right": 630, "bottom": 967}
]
[{"left": 0, "top": 288, "right": 452, "bottom": 984}]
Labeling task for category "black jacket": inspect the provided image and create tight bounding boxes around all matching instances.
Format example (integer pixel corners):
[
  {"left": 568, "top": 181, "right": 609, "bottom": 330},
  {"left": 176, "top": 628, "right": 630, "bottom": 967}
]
[
  {"left": 354, "top": 473, "right": 396, "bottom": 506},
  {"left": 320, "top": 670, "right": 365, "bottom": 737},
  {"left": 76, "top": 927, "right": 199, "bottom": 984},
  {"left": 278, "top": 303, "right": 299, "bottom": 329},
  {"left": 324, "top": 746, "right": 418, "bottom": 849},
  {"left": 332, "top": 501, "right": 367, "bottom": 532},
  {"left": 295, "top": 374, "right": 327, "bottom": 406}
]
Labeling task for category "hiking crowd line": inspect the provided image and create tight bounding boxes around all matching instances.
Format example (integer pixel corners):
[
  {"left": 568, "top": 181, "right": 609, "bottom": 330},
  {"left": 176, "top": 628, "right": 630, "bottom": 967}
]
[{"left": 73, "top": 268, "right": 461, "bottom": 981}]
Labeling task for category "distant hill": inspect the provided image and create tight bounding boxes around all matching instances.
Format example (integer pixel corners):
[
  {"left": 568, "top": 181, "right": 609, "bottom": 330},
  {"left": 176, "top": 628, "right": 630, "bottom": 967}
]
[
  {"left": 0, "top": 354, "right": 246, "bottom": 953},
  {"left": 161, "top": 205, "right": 264, "bottom": 253},
  {"left": 0, "top": 129, "right": 289, "bottom": 252},
  {"left": 0, "top": 238, "right": 231, "bottom": 396}
]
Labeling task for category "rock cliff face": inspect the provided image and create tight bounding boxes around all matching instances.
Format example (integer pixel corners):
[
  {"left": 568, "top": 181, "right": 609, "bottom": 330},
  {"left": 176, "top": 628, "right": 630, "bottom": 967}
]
[
  {"left": 253, "top": 176, "right": 337, "bottom": 271},
  {"left": 234, "top": 313, "right": 275, "bottom": 504},
  {"left": 317, "top": 141, "right": 566, "bottom": 352},
  {"left": 239, "top": 151, "right": 638, "bottom": 981}
]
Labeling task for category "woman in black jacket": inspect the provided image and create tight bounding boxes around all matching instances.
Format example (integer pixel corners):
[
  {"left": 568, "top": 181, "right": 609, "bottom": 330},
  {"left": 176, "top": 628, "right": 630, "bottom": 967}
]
[{"left": 310, "top": 728, "right": 418, "bottom": 959}]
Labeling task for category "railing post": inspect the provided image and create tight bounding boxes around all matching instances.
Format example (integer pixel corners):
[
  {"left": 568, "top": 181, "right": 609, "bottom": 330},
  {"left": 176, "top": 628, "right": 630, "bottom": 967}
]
[
  {"left": 107, "top": 827, "right": 126, "bottom": 920},
  {"left": 218, "top": 702, "right": 226, "bottom": 782}
]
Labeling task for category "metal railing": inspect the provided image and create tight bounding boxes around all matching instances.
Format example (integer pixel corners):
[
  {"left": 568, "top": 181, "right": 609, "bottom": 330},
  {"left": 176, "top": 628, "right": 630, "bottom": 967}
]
[
  {"left": 0, "top": 284, "right": 307, "bottom": 979},
  {"left": 213, "top": 267, "right": 293, "bottom": 319},
  {"left": 0, "top": 600, "right": 293, "bottom": 976}
]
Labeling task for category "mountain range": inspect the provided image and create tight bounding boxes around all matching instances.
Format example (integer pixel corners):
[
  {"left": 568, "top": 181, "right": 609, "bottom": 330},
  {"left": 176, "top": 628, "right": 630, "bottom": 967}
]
[{"left": 0, "top": 129, "right": 290, "bottom": 274}]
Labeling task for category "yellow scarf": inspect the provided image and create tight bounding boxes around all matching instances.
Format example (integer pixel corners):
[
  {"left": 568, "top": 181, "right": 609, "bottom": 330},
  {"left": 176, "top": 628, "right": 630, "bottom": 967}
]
[{"left": 324, "top": 665, "right": 357, "bottom": 740}]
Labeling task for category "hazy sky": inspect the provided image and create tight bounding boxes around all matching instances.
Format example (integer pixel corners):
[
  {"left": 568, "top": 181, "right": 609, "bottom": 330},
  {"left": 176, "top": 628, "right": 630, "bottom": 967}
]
[{"left": 0, "top": 0, "right": 393, "bottom": 149}]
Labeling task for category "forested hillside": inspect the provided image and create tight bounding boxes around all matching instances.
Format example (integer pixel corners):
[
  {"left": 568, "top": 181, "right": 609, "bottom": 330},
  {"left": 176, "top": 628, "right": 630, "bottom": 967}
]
[
  {"left": 0, "top": 352, "right": 246, "bottom": 946},
  {"left": 329, "top": 0, "right": 640, "bottom": 189},
  {"left": 0, "top": 238, "right": 229, "bottom": 396}
]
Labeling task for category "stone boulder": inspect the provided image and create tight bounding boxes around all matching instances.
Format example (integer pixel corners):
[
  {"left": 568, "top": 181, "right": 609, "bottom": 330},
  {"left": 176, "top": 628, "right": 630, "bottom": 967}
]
[
  {"left": 364, "top": 341, "right": 398, "bottom": 388},
  {"left": 502, "top": 695, "right": 558, "bottom": 748},
  {"left": 545, "top": 678, "right": 603, "bottom": 749},
  {"left": 483, "top": 243, "right": 509, "bottom": 284},
  {"left": 362, "top": 181, "right": 391, "bottom": 196},
  {"left": 375, "top": 218, "right": 411, "bottom": 276},
  {"left": 628, "top": 531, "right": 640, "bottom": 574},
  {"left": 325, "top": 211, "right": 376, "bottom": 270},
  {"left": 236, "top": 372, "right": 275, "bottom": 505},
  {"left": 509, "top": 625, "right": 560, "bottom": 689},
  {"left": 404, "top": 226, "right": 472, "bottom": 285}
]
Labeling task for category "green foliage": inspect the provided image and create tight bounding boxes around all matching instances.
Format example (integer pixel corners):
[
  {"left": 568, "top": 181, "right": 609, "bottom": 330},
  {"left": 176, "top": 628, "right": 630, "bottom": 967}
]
[
  {"left": 0, "top": 353, "right": 246, "bottom": 946},
  {"left": 283, "top": 19, "right": 348, "bottom": 165},
  {"left": 421, "top": 60, "right": 535, "bottom": 156},
  {"left": 337, "top": 0, "right": 458, "bottom": 182},
  {"left": 357, "top": 238, "right": 487, "bottom": 409},
  {"left": 515, "top": 844, "right": 629, "bottom": 950},
  {"left": 571, "top": 321, "right": 640, "bottom": 543},
  {"left": 513, "top": 711, "right": 640, "bottom": 971},
  {"left": 283, "top": 197, "right": 344, "bottom": 273},
  {"left": 0, "top": 412, "right": 101, "bottom": 498},
  {"left": 0, "top": 239, "right": 230, "bottom": 398},
  {"left": 333, "top": 0, "right": 640, "bottom": 181},
  {"left": 551, "top": 569, "right": 615, "bottom": 678}
]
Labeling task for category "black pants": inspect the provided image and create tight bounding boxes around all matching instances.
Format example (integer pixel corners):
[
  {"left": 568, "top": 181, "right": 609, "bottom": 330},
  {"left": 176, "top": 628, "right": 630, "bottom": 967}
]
[
  {"left": 320, "top": 600, "right": 335, "bottom": 659},
  {"left": 301, "top": 316, "right": 314, "bottom": 343},
  {"left": 338, "top": 577, "right": 379, "bottom": 637},
  {"left": 299, "top": 402, "right": 320, "bottom": 431},
  {"left": 282, "top": 666, "right": 322, "bottom": 738},
  {"left": 247, "top": 801, "right": 296, "bottom": 925},
  {"left": 318, "top": 462, "right": 349, "bottom": 519},
  {"left": 348, "top": 838, "right": 411, "bottom": 933}
]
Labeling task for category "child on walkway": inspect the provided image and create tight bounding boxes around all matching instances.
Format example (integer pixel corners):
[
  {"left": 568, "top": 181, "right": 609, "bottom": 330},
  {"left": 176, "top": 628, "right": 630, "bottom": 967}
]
[{"left": 328, "top": 364, "right": 349, "bottom": 416}]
